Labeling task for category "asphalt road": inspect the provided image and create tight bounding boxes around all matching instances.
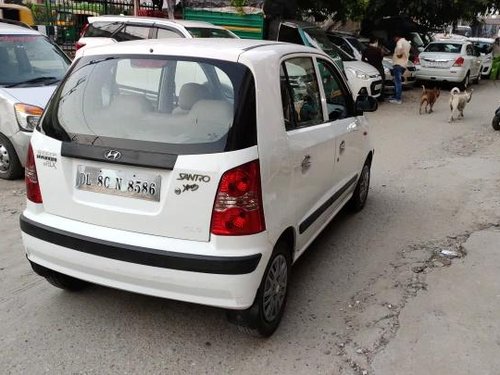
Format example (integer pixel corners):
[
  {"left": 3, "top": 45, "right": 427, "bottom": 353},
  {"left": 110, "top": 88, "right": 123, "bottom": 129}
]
[{"left": 1, "top": 80, "right": 499, "bottom": 374}]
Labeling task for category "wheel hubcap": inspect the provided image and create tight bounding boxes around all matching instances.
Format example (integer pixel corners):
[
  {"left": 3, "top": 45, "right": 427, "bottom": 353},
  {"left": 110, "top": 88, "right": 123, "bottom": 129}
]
[
  {"left": 263, "top": 254, "right": 288, "bottom": 322},
  {"left": 0, "top": 143, "right": 10, "bottom": 173}
]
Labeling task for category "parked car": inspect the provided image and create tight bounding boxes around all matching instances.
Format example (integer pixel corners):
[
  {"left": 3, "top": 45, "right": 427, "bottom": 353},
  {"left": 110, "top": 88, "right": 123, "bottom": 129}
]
[
  {"left": 327, "top": 31, "right": 367, "bottom": 61},
  {"left": 276, "top": 22, "right": 382, "bottom": 98},
  {"left": 76, "top": 15, "right": 238, "bottom": 50},
  {"left": 0, "top": 22, "right": 70, "bottom": 179},
  {"left": 382, "top": 58, "right": 417, "bottom": 91},
  {"left": 415, "top": 40, "right": 482, "bottom": 88},
  {"left": 330, "top": 42, "right": 383, "bottom": 98},
  {"left": 468, "top": 37, "right": 495, "bottom": 77},
  {"left": 331, "top": 33, "right": 415, "bottom": 93},
  {"left": 20, "top": 38, "right": 376, "bottom": 337}
]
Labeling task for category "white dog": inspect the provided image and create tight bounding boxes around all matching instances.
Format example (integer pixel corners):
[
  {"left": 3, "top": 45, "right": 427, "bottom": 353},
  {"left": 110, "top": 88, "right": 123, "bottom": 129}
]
[{"left": 449, "top": 87, "right": 473, "bottom": 123}]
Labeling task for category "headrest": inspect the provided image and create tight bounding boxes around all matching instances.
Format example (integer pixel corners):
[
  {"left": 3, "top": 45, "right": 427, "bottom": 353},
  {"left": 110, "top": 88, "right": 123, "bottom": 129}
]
[{"left": 178, "top": 83, "right": 209, "bottom": 111}]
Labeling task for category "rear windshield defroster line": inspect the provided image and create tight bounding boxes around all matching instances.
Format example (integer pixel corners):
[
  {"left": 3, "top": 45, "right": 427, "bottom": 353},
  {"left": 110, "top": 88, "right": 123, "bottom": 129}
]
[{"left": 40, "top": 54, "right": 257, "bottom": 159}]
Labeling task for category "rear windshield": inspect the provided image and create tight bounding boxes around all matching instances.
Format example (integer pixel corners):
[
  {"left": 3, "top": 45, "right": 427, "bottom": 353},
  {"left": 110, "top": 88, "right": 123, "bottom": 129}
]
[
  {"left": 41, "top": 55, "right": 256, "bottom": 154},
  {"left": 186, "top": 27, "right": 237, "bottom": 38},
  {"left": 425, "top": 43, "right": 462, "bottom": 53}
]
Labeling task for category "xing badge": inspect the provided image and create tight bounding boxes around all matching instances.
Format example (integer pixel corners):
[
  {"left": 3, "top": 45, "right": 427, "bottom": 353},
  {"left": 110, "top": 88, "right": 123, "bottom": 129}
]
[{"left": 36, "top": 151, "right": 58, "bottom": 169}]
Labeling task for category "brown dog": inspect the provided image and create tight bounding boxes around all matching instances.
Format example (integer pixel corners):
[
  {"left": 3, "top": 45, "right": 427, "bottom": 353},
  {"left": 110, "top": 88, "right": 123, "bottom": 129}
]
[{"left": 419, "top": 85, "right": 440, "bottom": 115}]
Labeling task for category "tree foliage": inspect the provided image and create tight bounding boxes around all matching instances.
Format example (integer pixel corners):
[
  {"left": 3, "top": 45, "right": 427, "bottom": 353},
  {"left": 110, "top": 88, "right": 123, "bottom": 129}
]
[{"left": 297, "top": 0, "right": 500, "bottom": 27}]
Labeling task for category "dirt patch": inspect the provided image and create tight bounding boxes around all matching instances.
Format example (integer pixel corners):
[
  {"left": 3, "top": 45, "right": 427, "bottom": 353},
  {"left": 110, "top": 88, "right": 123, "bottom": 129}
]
[{"left": 331, "top": 226, "right": 498, "bottom": 375}]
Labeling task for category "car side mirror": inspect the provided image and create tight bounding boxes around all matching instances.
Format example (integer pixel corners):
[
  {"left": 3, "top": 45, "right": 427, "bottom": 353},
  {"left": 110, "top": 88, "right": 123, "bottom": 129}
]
[{"left": 355, "top": 95, "right": 378, "bottom": 114}]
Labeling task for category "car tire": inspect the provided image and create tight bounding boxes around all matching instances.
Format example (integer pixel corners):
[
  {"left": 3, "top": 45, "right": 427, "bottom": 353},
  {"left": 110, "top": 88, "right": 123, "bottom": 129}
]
[
  {"left": 493, "top": 115, "right": 500, "bottom": 131},
  {"left": 0, "top": 133, "right": 23, "bottom": 180},
  {"left": 227, "top": 241, "right": 291, "bottom": 337},
  {"left": 350, "top": 162, "right": 371, "bottom": 212},
  {"left": 474, "top": 69, "right": 481, "bottom": 84},
  {"left": 460, "top": 72, "right": 470, "bottom": 90}
]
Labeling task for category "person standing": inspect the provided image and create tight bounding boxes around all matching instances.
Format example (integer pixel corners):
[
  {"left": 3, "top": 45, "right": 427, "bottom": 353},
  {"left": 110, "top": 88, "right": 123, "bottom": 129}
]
[
  {"left": 362, "top": 37, "right": 385, "bottom": 100},
  {"left": 390, "top": 34, "right": 411, "bottom": 104}
]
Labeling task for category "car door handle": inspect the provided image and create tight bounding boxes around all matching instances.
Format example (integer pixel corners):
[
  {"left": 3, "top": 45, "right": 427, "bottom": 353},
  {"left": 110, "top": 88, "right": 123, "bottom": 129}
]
[
  {"left": 301, "top": 155, "right": 311, "bottom": 172},
  {"left": 339, "top": 140, "right": 346, "bottom": 153}
]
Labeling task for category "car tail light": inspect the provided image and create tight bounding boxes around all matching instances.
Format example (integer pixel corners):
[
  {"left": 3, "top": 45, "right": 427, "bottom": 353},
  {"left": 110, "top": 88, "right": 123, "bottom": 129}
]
[
  {"left": 211, "top": 160, "right": 265, "bottom": 236},
  {"left": 25, "top": 144, "right": 42, "bottom": 204},
  {"left": 414, "top": 55, "right": 420, "bottom": 65},
  {"left": 453, "top": 56, "right": 464, "bottom": 67},
  {"left": 75, "top": 41, "right": 86, "bottom": 51}
]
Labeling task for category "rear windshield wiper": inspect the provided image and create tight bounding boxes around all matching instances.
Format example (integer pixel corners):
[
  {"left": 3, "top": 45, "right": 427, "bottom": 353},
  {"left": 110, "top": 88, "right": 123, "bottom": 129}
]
[{"left": 6, "top": 76, "right": 60, "bottom": 88}]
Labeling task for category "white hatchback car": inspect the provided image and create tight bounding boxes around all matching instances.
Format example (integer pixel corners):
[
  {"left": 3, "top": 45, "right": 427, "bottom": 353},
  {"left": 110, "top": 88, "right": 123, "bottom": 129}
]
[
  {"left": 76, "top": 15, "right": 238, "bottom": 51},
  {"left": 415, "top": 40, "right": 482, "bottom": 88},
  {"left": 0, "top": 21, "right": 70, "bottom": 179},
  {"left": 20, "top": 39, "right": 376, "bottom": 336}
]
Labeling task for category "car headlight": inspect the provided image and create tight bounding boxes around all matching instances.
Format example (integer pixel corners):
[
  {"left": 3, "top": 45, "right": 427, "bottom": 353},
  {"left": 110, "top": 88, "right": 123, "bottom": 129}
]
[
  {"left": 14, "top": 103, "right": 43, "bottom": 132},
  {"left": 346, "top": 67, "right": 370, "bottom": 80},
  {"left": 484, "top": 55, "right": 492, "bottom": 62}
]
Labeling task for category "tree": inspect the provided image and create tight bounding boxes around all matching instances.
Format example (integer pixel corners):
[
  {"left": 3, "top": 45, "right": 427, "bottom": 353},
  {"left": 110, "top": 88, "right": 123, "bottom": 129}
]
[{"left": 296, "top": 0, "right": 500, "bottom": 28}]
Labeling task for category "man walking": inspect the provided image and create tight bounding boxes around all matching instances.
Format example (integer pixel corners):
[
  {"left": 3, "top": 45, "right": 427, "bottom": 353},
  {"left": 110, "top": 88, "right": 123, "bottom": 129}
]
[
  {"left": 389, "top": 34, "right": 411, "bottom": 104},
  {"left": 362, "top": 37, "right": 385, "bottom": 100}
]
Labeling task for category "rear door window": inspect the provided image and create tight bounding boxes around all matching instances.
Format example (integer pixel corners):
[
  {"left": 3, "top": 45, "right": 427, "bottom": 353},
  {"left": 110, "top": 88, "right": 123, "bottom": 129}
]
[
  {"left": 280, "top": 56, "right": 323, "bottom": 129},
  {"left": 156, "top": 27, "right": 183, "bottom": 39},
  {"left": 114, "top": 25, "right": 151, "bottom": 42},
  {"left": 84, "top": 21, "right": 122, "bottom": 38},
  {"left": 42, "top": 56, "right": 257, "bottom": 154}
]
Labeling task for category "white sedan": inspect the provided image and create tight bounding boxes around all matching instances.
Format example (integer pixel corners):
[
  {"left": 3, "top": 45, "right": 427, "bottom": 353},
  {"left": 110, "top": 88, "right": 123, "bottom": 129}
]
[
  {"left": 468, "top": 37, "right": 495, "bottom": 77},
  {"left": 415, "top": 40, "right": 482, "bottom": 88}
]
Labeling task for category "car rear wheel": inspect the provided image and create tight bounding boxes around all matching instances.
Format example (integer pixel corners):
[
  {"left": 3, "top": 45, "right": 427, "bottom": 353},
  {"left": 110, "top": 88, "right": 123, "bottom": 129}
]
[
  {"left": 493, "top": 115, "right": 500, "bottom": 131},
  {"left": 460, "top": 72, "right": 470, "bottom": 90},
  {"left": 474, "top": 69, "right": 481, "bottom": 84},
  {"left": 0, "top": 133, "right": 23, "bottom": 180},
  {"left": 227, "top": 241, "right": 291, "bottom": 337}
]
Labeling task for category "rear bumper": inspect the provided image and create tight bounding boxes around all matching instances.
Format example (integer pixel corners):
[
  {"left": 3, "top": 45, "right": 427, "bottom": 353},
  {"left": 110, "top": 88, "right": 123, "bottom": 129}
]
[
  {"left": 20, "top": 213, "right": 270, "bottom": 309},
  {"left": 415, "top": 67, "right": 466, "bottom": 82}
]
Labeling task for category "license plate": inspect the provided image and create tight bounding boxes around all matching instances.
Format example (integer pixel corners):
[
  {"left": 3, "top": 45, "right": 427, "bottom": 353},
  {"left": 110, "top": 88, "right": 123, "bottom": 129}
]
[{"left": 76, "top": 166, "right": 161, "bottom": 201}]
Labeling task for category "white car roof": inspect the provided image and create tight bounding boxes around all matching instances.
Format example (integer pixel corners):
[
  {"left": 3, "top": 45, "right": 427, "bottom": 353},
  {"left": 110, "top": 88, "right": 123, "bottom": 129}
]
[
  {"left": 88, "top": 15, "right": 226, "bottom": 30},
  {"left": 468, "top": 37, "right": 495, "bottom": 43},
  {"left": 0, "top": 23, "right": 41, "bottom": 35},
  {"left": 77, "top": 38, "right": 325, "bottom": 63},
  {"left": 430, "top": 39, "right": 469, "bottom": 44}
]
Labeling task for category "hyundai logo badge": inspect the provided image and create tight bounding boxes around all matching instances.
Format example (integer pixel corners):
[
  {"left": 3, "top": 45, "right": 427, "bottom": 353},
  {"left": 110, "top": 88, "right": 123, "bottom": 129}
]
[{"left": 104, "top": 150, "right": 122, "bottom": 161}]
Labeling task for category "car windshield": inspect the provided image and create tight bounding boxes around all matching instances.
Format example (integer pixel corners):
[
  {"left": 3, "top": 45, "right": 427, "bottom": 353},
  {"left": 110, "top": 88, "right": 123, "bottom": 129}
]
[
  {"left": 471, "top": 41, "right": 493, "bottom": 54},
  {"left": 346, "top": 36, "right": 366, "bottom": 53},
  {"left": 0, "top": 34, "right": 70, "bottom": 87},
  {"left": 425, "top": 43, "right": 462, "bottom": 53},
  {"left": 302, "top": 28, "right": 345, "bottom": 69},
  {"left": 186, "top": 27, "right": 237, "bottom": 38},
  {"left": 42, "top": 55, "right": 256, "bottom": 155}
]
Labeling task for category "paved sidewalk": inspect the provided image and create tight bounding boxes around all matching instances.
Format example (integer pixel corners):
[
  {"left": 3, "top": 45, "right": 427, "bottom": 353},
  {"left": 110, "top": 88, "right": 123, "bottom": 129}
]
[{"left": 373, "top": 229, "right": 500, "bottom": 375}]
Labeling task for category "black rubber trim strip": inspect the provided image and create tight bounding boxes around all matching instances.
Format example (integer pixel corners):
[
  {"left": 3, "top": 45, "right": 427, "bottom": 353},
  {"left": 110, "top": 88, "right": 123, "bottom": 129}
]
[
  {"left": 299, "top": 174, "right": 358, "bottom": 234},
  {"left": 20, "top": 215, "right": 261, "bottom": 275},
  {"left": 61, "top": 142, "right": 178, "bottom": 170}
]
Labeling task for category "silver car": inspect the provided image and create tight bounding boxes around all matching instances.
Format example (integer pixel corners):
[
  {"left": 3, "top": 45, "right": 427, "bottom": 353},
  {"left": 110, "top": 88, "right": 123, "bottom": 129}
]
[
  {"left": 415, "top": 40, "right": 482, "bottom": 88},
  {"left": 0, "top": 21, "right": 70, "bottom": 179}
]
